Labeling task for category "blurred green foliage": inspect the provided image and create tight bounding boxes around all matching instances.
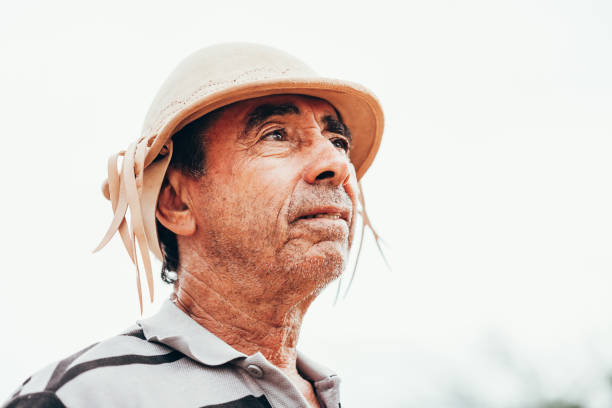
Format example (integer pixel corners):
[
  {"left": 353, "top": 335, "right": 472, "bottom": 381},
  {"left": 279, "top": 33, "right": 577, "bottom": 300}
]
[{"left": 536, "top": 401, "right": 582, "bottom": 408}]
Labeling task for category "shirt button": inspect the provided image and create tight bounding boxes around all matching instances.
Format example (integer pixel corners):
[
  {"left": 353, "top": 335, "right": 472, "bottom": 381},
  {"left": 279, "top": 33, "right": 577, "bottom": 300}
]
[{"left": 246, "top": 364, "right": 264, "bottom": 378}]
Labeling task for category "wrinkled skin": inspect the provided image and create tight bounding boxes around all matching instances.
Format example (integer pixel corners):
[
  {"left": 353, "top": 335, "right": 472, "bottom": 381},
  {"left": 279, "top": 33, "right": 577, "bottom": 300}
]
[{"left": 156, "top": 95, "right": 359, "bottom": 407}]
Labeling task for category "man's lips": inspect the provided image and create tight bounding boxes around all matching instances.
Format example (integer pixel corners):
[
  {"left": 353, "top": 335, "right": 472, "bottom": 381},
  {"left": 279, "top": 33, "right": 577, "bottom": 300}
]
[{"left": 292, "top": 206, "right": 351, "bottom": 223}]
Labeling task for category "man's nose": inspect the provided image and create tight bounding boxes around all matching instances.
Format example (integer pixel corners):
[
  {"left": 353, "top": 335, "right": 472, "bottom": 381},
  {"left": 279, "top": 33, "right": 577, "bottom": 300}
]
[{"left": 303, "top": 138, "right": 350, "bottom": 186}]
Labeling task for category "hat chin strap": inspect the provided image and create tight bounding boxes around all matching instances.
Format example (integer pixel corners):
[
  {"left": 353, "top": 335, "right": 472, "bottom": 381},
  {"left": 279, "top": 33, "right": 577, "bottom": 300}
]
[
  {"left": 334, "top": 181, "right": 390, "bottom": 303},
  {"left": 94, "top": 140, "right": 173, "bottom": 314}
]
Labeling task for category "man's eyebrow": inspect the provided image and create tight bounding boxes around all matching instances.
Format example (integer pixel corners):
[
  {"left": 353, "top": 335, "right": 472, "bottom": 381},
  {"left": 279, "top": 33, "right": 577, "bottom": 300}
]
[
  {"left": 323, "top": 115, "right": 352, "bottom": 144},
  {"left": 244, "top": 103, "right": 300, "bottom": 134}
]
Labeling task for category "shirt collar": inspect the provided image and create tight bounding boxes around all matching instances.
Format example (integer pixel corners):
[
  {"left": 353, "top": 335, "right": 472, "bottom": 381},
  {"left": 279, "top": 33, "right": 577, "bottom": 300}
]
[
  {"left": 137, "top": 299, "right": 246, "bottom": 366},
  {"left": 137, "top": 299, "right": 338, "bottom": 382},
  {"left": 297, "top": 351, "right": 336, "bottom": 382}
]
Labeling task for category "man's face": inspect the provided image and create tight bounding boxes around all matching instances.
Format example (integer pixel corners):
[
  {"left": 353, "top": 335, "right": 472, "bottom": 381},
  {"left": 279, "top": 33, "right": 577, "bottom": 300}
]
[{"left": 180, "top": 94, "right": 358, "bottom": 297}]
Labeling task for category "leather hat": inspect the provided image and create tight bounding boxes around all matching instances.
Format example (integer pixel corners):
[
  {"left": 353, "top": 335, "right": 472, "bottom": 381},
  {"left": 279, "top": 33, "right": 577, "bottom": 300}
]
[{"left": 94, "top": 43, "right": 385, "bottom": 310}]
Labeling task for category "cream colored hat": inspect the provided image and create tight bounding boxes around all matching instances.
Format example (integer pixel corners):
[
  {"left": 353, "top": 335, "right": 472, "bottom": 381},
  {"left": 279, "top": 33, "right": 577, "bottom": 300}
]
[{"left": 94, "top": 43, "right": 385, "bottom": 311}]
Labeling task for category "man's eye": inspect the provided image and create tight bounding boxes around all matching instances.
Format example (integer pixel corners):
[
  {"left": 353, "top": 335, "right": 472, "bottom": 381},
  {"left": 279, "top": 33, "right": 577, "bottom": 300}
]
[
  {"left": 331, "top": 137, "right": 349, "bottom": 152},
  {"left": 261, "top": 129, "right": 286, "bottom": 141}
]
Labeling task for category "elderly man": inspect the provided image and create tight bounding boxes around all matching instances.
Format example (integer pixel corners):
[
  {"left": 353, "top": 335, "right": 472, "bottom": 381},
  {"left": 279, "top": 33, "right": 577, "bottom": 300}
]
[{"left": 4, "top": 43, "right": 384, "bottom": 408}]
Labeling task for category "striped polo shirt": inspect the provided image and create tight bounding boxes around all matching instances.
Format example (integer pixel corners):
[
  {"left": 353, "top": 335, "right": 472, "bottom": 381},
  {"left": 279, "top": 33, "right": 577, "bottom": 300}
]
[{"left": 4, "top": 300, "right": 341, "bottom": 408}]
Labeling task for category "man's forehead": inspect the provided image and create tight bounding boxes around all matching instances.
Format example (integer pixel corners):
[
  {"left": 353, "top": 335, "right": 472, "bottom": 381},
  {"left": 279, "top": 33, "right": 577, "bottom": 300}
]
[{"left": 203, "top": 94, "right": 347, "bottom": 141}]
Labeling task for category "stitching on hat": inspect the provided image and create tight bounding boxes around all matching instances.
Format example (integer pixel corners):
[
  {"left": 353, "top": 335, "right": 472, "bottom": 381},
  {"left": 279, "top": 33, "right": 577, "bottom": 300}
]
[
  {"left": 145, "top": 66, "right": 295, "bottom": 136},
  {"left": 154, "top": 67, "right": 292, "bottom": 126}
]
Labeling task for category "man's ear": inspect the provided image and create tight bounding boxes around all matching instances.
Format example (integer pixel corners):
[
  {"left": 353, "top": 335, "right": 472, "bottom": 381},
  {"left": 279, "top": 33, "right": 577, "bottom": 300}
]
[{"left": 156, "top": 169, "right": 196, "bottom": 236}]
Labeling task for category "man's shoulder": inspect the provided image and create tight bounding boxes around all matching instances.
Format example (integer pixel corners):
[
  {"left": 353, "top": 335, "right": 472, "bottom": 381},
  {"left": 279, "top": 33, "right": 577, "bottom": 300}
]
[{"left": 3, "top": 326, "right": 179, "bottom": 408}]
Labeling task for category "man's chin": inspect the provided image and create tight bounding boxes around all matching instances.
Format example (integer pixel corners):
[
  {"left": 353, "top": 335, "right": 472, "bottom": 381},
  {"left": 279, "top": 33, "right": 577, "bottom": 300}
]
[
  {"left": 288, "top": 241, "right": 347, "bottom": 282},
  {"left": 307, "top": 240, "right": 349, "bottom": 258}
]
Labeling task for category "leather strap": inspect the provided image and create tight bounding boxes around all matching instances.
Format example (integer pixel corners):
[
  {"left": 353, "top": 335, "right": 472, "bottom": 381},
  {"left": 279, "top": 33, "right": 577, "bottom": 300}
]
[
  {"left": 94, "top": 152, "right": 132, "bottom": 259},
  {"left": 342, "top": 181, "right": 389, "bottom": 298},
  {"left": 94, "top": 139, "right": 173, "bottom": 314},
  {"left": 141, "top": 144, "right": 172, "bottom": 261}
]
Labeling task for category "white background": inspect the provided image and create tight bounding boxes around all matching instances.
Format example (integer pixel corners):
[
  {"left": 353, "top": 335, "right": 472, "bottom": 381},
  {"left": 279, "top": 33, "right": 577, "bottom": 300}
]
[{"left": 1, "top": 1, "right": 612, "bottom": 407}]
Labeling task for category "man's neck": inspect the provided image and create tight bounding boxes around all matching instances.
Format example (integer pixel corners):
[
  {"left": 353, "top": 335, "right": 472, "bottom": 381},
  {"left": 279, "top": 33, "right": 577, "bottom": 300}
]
[{"left": 171, "top": 263, "right": 316, "bottom": 374}]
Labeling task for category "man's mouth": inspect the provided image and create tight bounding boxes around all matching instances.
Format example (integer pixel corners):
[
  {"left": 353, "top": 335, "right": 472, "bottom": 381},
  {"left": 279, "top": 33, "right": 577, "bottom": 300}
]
[{"left": 293, "top": 207, "right": 350, "bottom": 223}]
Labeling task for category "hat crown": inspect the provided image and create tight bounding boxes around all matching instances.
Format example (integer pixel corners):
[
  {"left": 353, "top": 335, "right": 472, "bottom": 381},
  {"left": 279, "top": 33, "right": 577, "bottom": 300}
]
[{"left": 142, "top": 43, "right": 317, "bottom": 137}]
